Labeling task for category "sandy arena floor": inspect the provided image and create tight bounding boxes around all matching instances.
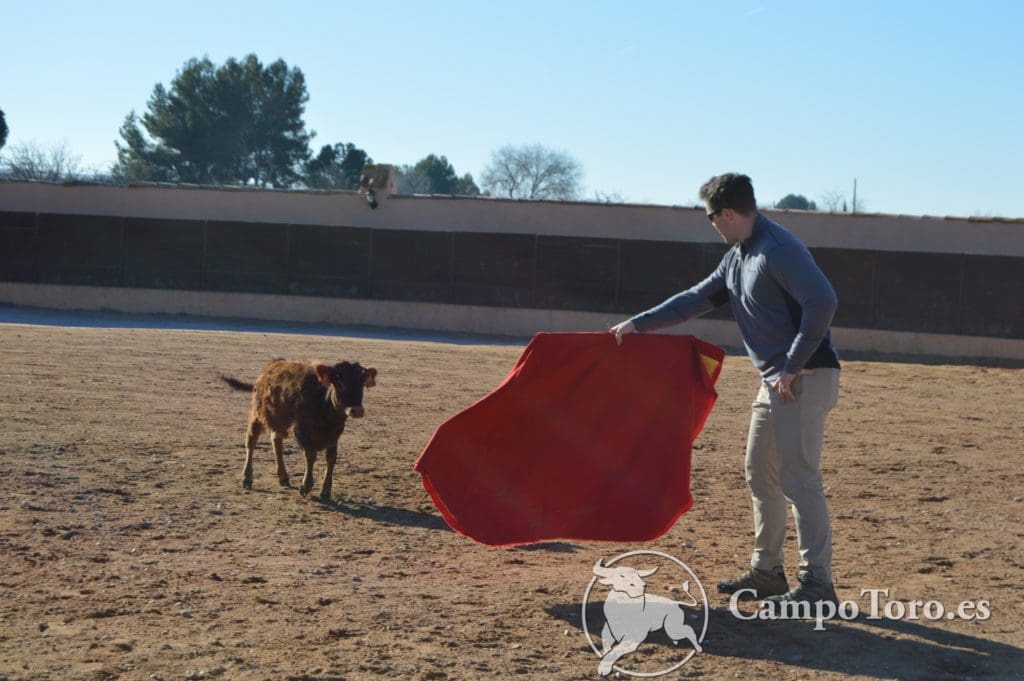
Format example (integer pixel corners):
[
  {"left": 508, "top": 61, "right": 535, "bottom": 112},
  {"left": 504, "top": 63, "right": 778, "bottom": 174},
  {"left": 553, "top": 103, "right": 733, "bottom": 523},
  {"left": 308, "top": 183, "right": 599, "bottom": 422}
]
[{"left": 0, "top": 316, "right": 1021, "bottom": 680}]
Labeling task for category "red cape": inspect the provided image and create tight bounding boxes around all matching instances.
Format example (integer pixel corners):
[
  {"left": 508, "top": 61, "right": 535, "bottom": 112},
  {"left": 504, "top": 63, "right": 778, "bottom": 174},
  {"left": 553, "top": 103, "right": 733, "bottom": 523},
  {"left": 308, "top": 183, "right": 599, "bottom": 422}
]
[{"left": 414, "top": 332, "right": 724, "bottom": 546}]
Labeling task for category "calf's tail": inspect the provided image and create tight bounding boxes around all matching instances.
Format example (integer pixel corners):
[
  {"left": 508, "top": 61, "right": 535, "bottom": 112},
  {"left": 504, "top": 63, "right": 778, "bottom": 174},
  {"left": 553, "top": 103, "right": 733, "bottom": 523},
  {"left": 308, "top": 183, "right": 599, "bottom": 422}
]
[{"left": 220, "top": 375, "right": 254, "bottom": 392}]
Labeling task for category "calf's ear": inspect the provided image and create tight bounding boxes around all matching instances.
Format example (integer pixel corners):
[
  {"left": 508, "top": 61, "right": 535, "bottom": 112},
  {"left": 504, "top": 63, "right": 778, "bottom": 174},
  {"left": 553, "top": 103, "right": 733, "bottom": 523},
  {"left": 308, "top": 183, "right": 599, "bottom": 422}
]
[
  {"left": 364, "top": 367, "right": 378, "bottom": 388},
  {"left": 313, "top": 363, "right": 335, "bottom": 388}
]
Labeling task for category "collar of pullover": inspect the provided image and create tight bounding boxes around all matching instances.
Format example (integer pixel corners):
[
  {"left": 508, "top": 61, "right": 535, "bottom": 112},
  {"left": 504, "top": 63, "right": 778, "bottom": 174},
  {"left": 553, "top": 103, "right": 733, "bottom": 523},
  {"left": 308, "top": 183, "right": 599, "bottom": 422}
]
[{"left": 738, "top": 213, "right": 767, "bottom": 255}]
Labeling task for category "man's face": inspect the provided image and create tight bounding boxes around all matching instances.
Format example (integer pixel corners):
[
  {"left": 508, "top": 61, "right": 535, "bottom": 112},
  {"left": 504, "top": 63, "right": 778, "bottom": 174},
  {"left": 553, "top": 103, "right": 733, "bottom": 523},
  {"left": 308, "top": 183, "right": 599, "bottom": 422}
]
[{"left": 706, "top": 203, "right": 741, "bottom": 244}]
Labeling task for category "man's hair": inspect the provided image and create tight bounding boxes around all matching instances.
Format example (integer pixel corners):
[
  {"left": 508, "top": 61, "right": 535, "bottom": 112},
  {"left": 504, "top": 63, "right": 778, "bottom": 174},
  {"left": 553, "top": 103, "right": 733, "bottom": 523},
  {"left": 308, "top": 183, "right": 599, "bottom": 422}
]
[{"left": 699, "top": 173, "right": 757, "bottom": 215}]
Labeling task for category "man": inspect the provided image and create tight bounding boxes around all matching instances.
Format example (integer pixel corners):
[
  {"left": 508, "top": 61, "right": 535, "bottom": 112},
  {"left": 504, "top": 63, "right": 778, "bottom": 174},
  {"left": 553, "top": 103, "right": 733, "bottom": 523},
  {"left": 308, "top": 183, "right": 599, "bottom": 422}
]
[{"left": 610, "top": 173, "right": 841, "bottom": 608}]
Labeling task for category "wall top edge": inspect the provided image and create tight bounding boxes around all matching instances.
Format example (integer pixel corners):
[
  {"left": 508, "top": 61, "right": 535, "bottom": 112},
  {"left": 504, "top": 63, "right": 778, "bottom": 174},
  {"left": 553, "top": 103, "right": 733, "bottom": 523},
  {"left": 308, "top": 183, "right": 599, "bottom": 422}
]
[
  {"left": 1, "top": 182, "right": 1022, "bottom": 257},
  {"left": 3, "top": 180, "right": 1022, "bottom": 224}
]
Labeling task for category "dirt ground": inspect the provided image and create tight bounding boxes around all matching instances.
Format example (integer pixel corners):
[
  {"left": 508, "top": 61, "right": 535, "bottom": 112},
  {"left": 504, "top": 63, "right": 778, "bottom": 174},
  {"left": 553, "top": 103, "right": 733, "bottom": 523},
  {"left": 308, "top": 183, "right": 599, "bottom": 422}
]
[{"left": 0, "top": 313, "right": 1022, "bottom": 681}]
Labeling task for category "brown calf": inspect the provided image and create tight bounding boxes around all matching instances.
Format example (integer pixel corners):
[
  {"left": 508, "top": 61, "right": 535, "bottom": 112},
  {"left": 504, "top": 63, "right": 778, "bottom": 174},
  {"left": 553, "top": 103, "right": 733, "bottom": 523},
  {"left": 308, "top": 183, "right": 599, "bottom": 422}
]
[{"left": 221, "top": 359, "right": 378, "bottom": 501}]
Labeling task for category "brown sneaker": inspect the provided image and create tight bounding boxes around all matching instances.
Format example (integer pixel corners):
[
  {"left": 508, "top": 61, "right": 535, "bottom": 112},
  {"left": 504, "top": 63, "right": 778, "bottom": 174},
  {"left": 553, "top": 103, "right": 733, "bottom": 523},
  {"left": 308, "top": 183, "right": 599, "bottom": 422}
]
[
  {"left": 762, "top": 571, "right": 839, "bottom": 608},
  {"left": 716, "top": 567, "right": 789, "bottom": 600}
]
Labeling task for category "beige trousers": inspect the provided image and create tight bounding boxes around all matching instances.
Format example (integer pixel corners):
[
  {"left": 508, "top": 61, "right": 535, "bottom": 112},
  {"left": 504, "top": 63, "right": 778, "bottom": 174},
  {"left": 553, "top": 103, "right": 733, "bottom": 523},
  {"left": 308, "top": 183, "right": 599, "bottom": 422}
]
[{"left": 745, "top": 368, "right": 840, "bottom": 584}]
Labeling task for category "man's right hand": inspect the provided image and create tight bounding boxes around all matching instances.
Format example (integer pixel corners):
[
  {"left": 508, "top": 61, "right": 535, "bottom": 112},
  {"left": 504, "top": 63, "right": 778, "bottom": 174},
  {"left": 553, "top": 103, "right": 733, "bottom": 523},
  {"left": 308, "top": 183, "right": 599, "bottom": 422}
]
[{"left": 609, "top": 320, "right": 636, "bottom": 346}]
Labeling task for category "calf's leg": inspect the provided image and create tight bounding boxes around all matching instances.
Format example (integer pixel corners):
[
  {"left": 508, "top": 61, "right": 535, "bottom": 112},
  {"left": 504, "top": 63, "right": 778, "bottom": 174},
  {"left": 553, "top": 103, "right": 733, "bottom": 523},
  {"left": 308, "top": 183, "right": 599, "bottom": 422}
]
[
  {"left": 242, "top": 419, "right": 263, "bottom": 489},
  {"left": 319, "top": 442, "right": 338, "bottom": 502},
  {"left": 271, "top": 432, "right": 289, "bottom": 486},
  {"left": 300, "top": 448, "right": 317, "bottom": 496}
]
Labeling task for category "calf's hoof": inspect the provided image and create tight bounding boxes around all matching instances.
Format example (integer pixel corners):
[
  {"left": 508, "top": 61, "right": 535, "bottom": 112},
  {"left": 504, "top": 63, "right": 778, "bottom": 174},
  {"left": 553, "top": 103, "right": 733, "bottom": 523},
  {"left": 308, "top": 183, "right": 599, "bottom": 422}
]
[
  {"left": 242, "top": 478, "right": 253, "bottom": 490},
  {"left": 318, "top": 490, "right": 333, "bottom": 503},
  {"left": 278, "top": 476, "right": 290, "bottom": 487}
]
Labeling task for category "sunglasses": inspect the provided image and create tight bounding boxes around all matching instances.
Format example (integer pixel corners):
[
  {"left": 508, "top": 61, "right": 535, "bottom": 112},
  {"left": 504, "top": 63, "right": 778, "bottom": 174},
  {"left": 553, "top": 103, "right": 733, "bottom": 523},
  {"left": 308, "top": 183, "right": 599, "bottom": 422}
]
[{"left": 706, "top": 209, "right": 722, "bottom": 222}]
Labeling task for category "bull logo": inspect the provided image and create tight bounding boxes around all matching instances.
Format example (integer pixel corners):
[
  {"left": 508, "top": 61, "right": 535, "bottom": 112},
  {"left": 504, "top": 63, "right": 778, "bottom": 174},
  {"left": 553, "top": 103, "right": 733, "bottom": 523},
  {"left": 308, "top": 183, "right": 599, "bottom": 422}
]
[{"left": 582, "top": 550, "right": 708, "bottom": 677}]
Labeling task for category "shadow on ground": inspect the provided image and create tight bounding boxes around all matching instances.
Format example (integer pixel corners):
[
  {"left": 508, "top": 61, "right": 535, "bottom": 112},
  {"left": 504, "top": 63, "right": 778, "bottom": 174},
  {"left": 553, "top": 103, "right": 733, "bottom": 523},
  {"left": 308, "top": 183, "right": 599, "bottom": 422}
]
[
  {"left": 0, "top": 304, "right": 525, "bottom": 347},
  {"left": 514, "top": 542, "right": 579, "bottom": 554},
  {"left": 323, "top": 498, "right": 451, "bottom": 532},
  {"left": 321, "top": 498, "right": 580, "bottom": 553},
  {"left": 547, "top": 601, "right": 1023, "bottom": 680}
]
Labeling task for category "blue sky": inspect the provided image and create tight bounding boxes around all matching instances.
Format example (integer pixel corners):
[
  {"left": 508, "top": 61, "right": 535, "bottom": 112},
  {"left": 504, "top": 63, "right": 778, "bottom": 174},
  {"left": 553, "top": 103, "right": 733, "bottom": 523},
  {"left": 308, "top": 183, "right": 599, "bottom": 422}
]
[{"left": 2, "top": 1, "right": 1022, "bottom": 217}]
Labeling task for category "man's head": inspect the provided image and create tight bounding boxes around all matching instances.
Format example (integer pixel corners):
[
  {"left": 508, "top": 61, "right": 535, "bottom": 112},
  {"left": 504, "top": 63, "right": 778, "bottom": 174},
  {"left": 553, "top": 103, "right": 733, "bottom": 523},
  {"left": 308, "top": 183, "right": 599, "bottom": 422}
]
[{"left": 699, "top": 173, "right": 758, "bottom": 244}]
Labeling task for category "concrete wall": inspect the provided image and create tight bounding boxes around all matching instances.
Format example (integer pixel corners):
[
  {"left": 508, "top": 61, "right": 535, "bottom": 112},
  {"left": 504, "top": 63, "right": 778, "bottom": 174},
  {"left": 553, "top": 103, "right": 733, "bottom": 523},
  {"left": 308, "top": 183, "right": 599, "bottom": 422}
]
[
  {"left": 1, "top": 182, "right": 1022, "bottom": 361},
  {"left": 1, "top": 181, "right": 1022, "bottom": 254}
]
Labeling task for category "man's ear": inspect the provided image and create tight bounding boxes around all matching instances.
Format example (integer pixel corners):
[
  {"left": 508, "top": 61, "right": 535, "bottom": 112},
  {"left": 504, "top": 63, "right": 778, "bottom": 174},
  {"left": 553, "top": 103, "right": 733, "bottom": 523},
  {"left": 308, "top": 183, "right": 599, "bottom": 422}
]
[{"left": 364, "top": 367, "right": 378, "bottom": 388}]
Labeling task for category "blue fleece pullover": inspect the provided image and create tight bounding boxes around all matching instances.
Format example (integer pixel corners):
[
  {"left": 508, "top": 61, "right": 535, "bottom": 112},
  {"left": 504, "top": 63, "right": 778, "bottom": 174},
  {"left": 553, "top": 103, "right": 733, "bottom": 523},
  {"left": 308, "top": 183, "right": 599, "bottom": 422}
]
[{"left": 630, "top": 213, "right": 840, "bottom": 381}]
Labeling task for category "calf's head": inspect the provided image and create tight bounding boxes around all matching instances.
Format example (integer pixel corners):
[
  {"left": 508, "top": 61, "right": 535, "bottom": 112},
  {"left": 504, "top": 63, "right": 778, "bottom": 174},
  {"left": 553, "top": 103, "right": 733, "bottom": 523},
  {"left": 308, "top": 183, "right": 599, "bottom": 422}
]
[{"left": 314, "top": 362, "right": 378, "bottom": 418}]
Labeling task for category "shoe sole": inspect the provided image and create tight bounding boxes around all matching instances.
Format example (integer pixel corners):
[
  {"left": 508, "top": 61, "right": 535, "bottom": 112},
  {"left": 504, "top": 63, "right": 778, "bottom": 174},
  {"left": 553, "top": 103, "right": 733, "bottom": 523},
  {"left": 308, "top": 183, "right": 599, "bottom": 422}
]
[
  {"left": 716, "top": 586, "right": 788, "bottom": 600},
  {"left": 761, "top": 595, "right": 839, "bottom": 607}
]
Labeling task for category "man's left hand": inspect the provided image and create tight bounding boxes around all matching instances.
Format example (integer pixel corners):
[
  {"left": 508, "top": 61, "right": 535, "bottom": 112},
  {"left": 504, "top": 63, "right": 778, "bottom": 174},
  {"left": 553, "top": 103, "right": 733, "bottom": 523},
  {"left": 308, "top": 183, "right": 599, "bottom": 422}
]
[{"left": 771, "top": 369, "right": 814, "bottom": 403}]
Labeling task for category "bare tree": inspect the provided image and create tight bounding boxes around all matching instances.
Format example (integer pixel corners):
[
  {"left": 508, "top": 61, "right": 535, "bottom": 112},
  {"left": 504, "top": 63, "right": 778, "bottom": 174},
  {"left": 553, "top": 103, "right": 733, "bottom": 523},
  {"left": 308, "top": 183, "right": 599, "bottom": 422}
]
[
  {"left": 819, "top": 190, "right": 846, "bottom": 213},
  {"left": 481, "top": 144, "right": 583, "bottom": 200},
  {"left": 592, "top": 190, "right": 625, "bottom": 203},
  {"left": 1, "top": 141, "right": 85, "bottom": 182}
]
